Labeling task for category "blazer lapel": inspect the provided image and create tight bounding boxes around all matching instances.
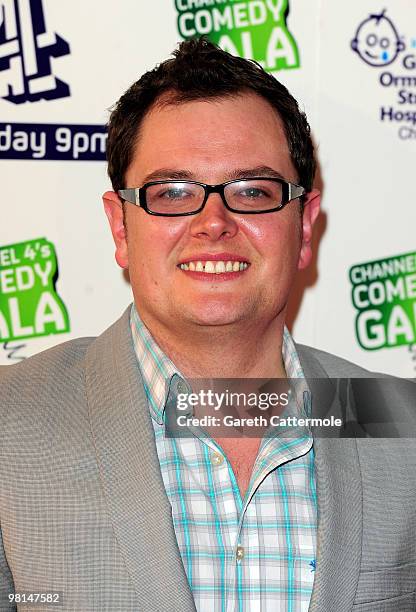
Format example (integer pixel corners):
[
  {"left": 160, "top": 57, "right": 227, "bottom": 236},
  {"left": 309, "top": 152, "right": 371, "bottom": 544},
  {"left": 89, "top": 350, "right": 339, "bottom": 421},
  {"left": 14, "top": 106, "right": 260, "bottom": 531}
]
[
  {"left": 85, "top": 307, "right": 196, "bottom": 612},
  {"left": 297, "top": 346, "right": 363, "bottom": 612}
]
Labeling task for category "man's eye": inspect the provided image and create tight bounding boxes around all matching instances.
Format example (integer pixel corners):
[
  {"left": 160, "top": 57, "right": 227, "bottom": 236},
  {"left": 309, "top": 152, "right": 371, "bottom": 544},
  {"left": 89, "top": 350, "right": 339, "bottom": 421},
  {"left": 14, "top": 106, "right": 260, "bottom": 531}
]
[
  {"left": 239, "top": 187, "right": 268, "bottom": 198},
  {"left": 159, "top": 188, "right": 190, "bottom": 199}
]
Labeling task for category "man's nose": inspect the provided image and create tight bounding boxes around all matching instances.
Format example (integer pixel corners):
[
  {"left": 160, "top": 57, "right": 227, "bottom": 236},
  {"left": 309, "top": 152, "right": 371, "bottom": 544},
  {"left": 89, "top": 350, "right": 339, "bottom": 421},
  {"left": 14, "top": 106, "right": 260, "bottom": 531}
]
[{"left": 189, "top": 192, "right": 238, "bottom": 241}]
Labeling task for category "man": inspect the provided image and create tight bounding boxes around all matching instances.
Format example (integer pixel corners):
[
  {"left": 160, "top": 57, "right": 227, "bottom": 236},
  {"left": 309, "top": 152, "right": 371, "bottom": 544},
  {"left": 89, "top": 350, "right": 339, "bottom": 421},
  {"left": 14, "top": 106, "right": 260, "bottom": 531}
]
[{"left": 1, "top": 39, "right": 415, "bottom": 612}]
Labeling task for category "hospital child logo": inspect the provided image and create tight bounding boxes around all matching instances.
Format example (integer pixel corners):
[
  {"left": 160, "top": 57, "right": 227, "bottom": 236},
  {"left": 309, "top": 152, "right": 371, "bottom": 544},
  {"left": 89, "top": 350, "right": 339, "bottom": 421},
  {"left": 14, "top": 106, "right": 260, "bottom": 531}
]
[
  {"left": 350, "top": 11, "right": 416, "bottom": 139},
  {"left": 0, "top": 238, "right": 70, "bottom": 342},
  {"left": 0, "top": 0, "right": 70, "bottom": 104},
  {"left": 351, "top": 10, "right": 405, "bottom": 67},
  {"left": 175, "top": 0, "right": 300, "bottom": 73}
]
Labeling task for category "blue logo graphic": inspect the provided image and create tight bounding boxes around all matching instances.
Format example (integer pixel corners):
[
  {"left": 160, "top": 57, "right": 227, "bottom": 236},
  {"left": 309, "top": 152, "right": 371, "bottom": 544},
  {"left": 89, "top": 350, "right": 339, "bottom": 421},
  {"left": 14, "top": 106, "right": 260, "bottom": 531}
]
[
  {"left": 0, "top": 122, "right": 107, "bottom": 160},
  {"left": 0, "top": 0, "right": 70, "bottom": 104},
  {"left": 309, "top": 559, "right": 316, "bottom": 572},
  {"left": 351, "top": 10, "right": 405, "bottom": 67}
]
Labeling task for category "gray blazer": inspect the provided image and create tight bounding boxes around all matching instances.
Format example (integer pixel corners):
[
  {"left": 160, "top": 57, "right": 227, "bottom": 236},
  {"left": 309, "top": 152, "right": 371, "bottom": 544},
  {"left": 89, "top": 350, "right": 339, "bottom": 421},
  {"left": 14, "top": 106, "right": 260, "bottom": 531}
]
[{"left": 1, "top": 307, "right": 416, "bottom": 611}]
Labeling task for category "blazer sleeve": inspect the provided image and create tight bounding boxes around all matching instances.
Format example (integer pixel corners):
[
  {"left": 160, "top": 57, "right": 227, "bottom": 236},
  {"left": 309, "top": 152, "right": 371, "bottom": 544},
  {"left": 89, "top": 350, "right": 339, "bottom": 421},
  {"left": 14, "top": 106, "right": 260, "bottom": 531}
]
[{"left": 0, "top": 521, "right": 16, "bottom": 611}]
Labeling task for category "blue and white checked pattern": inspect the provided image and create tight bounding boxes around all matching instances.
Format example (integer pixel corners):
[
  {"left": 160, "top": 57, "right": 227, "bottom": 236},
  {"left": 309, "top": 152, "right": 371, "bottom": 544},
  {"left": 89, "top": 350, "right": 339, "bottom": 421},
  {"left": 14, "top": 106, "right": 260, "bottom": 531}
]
[{"left": 130, "top": 306, "right": 317, "bottom": 612}]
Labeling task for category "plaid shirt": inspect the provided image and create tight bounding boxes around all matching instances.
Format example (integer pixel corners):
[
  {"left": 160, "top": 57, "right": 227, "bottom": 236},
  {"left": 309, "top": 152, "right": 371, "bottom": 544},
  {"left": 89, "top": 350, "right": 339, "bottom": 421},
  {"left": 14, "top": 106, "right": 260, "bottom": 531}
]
[{"left": 130, "top": 305, "right": 317, "bottom": 612}]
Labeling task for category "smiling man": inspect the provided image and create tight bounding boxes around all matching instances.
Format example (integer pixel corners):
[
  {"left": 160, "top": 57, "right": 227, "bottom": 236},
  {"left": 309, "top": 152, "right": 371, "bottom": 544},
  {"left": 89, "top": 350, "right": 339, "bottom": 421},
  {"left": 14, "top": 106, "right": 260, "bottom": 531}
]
[
  {"left": 104, "top": 91, "right": 319, "bottom": 379},
  {"left": 1, "top": 38, "right": 416, "bottom": 612}
]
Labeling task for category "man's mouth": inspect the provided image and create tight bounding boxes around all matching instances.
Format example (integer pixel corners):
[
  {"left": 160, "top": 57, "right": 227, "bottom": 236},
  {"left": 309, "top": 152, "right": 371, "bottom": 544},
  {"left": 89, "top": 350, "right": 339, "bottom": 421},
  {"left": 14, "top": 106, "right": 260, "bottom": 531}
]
[{"left": 179, "top": 260, "right": 249, "bottom": 274}]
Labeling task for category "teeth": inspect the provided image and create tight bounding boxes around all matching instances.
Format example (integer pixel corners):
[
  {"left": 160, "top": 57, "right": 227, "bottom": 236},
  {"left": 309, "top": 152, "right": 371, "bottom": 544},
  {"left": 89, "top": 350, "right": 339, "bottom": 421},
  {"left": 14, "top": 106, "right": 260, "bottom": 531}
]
[{"left": 179, "top": 260, "right": 249, "bottom": 272}]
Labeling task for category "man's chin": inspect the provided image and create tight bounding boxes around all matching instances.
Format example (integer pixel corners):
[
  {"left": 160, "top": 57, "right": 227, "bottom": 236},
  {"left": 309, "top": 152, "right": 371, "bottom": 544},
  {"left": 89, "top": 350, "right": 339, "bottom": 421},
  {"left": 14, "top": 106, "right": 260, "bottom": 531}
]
[{"left": 178, "top": 303, "right": 253, "bottom": 328}]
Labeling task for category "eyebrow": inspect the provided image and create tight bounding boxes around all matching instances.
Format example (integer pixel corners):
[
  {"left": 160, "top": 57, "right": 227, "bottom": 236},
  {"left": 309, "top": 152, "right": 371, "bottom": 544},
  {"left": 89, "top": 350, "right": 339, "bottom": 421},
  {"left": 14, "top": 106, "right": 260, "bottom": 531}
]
[{"left": 141, "top": 165, "right": 287, "bottom": 184}]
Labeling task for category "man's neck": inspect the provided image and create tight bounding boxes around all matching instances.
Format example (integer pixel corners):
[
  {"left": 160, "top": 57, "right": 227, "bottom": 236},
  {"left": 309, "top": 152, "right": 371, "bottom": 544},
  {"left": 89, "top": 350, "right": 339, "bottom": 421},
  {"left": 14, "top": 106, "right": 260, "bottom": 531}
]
[{"left": 135, "top": 307, "right": 288, "bottom": 380}]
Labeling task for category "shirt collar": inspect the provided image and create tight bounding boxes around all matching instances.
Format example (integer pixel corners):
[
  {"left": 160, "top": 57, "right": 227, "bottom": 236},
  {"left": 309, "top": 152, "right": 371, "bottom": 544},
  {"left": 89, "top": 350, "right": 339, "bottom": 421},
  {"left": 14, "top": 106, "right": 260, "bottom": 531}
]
[
  {"left": 130, "top": 304, "right": 309, "bottom": 425},
  {"left": 282, "top": 326, "right": 311, "bottom": 416},
  {"left": 130, "top": 304, "right": 180, "bottom": 424}
]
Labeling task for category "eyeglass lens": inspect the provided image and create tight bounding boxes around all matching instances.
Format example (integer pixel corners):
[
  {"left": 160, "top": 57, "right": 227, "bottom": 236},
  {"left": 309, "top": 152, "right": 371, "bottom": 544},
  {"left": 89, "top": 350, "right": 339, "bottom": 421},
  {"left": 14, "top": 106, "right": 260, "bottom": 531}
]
[{"left": 145, "top": 180, "right": 284, "bottom": 214}]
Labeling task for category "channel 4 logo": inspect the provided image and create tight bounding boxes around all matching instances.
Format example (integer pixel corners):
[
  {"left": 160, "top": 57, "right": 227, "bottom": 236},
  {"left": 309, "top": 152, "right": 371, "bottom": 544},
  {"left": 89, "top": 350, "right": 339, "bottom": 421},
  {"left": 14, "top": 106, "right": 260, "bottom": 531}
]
[{"left": 0, "top": 0, "right": 70, "bottom": 104}]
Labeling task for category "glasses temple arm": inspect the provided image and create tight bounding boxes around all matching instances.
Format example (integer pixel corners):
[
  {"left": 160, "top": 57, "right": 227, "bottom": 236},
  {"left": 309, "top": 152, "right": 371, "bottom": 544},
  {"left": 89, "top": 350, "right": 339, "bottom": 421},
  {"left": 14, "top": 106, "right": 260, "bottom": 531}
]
[
  {"left": 288, "top": 184, "right": 306, "bottom": 201},
  {"left": 118, "top": 188, "right": 138, "bottom": 205}
]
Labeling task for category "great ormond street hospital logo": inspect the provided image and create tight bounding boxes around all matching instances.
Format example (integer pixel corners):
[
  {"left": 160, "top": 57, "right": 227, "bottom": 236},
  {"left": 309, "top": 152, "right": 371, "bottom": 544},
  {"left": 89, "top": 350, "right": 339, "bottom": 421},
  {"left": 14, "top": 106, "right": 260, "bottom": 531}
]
[{"left": 350, "top": 10, "right": 416, "bottom": 140}]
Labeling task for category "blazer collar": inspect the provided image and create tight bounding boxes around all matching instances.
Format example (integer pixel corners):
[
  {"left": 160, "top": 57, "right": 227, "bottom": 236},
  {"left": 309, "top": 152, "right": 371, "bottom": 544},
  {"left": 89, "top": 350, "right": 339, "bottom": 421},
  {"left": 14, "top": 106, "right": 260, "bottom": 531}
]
[{"left": 85, "top": 306, "right": 196, "bottom": 611}]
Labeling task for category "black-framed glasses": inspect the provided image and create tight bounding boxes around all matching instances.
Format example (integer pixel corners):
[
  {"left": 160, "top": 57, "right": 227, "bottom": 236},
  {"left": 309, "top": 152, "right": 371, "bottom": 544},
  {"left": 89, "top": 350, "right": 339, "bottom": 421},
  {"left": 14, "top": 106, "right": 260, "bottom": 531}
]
[{"left": 118, "top": 177, "right": 305, "bottom": 217}]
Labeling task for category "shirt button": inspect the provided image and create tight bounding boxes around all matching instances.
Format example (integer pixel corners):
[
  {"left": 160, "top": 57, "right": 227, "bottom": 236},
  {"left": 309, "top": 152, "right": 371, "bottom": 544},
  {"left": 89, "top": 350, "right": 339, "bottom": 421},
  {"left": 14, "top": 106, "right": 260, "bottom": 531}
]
[
  {"left": 236, "top": 545, "right": 245, "bottom": 563},
  {"left": 210, "top": 452, "right": 224, "bottom": 466}
]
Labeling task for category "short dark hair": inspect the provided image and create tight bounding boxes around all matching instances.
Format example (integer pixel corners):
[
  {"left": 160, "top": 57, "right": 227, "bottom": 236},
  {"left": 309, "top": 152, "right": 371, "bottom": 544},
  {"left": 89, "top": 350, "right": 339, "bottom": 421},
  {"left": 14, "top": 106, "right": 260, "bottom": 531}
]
[{"left": 107, "top": 38, "right": 316, "bottom": 193}]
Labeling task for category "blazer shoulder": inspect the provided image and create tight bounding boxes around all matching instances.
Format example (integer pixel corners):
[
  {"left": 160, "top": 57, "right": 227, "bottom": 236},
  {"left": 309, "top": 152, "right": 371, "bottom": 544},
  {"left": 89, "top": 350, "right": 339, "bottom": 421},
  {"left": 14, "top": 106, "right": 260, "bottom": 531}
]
[
  {"left": 295, "top": 343, "right": 376, "bottom": 378},
  {"left": 0, "top": 336, "right": 95, "bottom": 405}
]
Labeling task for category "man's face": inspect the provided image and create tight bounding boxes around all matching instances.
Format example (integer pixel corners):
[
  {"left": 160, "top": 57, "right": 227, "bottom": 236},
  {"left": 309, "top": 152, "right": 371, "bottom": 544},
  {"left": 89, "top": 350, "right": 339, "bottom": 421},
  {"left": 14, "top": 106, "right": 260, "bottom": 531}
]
[{"left": 104, "top": 92, "right": 320, "bottom": 333}]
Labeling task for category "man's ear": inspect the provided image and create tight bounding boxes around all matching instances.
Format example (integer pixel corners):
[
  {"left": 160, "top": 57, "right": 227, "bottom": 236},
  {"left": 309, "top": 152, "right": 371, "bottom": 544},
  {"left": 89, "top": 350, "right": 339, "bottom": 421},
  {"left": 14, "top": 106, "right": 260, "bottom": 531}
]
[
  {"left": 102, "top": 191, "right": 129, "bottom": 269},
  {"left": 298, "top": 189, "right": 321, "bottom": 270}
]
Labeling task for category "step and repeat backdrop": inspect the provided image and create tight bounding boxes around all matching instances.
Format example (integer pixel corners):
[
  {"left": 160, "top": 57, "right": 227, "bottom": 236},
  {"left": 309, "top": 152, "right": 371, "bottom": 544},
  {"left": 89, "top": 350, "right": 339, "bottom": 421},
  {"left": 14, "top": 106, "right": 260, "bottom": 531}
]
[{"left": 1, "top": 0, "right": 415, "bottom": 376}]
